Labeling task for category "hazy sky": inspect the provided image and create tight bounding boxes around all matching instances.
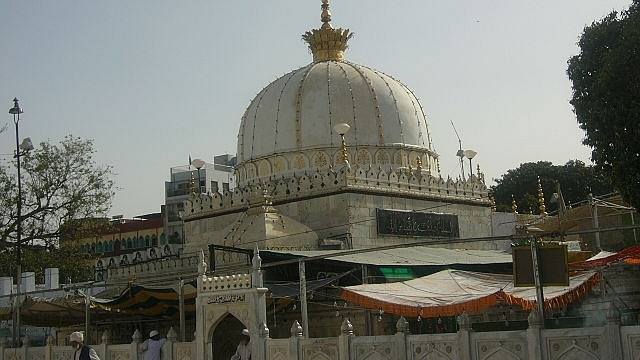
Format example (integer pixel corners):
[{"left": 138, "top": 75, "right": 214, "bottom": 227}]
[{"left": 0, "top": 1, "right": 632, "bottom": 218}]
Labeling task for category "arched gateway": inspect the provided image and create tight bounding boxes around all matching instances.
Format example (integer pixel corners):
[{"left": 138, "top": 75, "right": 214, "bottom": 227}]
[{"left": 195, "top": 250, "right": 268, "bottom": 360}]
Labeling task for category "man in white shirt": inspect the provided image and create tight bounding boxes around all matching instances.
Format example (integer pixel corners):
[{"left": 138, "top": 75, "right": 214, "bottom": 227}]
[
  {"left": 70, "top": 331, "right": 101, "bottom": 360},
  {"left": 141, "top": 330, "right": 167, "bottom": 360},
  {"left": 230, "top": 329, "right": 251, "bottom": 360}
]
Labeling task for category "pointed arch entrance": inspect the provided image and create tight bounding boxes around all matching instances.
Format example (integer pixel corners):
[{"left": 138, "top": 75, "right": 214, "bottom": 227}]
[
  {"left": 212, "top": 314, "right": 246, "bottom": 360},
  {"left": 194, "top": 251, "right": 268, "bottom": 360}
]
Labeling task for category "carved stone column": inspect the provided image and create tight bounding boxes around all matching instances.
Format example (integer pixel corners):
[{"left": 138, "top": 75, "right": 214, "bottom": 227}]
[
  {"left": 605, "top": 302, "right": 623, "bottom": 359},
  {"left": 457, "top": 312, "right": 472, "bottom": 360},
  {"left": 526, "top": 309, "right": 543, "bottom": 359}
]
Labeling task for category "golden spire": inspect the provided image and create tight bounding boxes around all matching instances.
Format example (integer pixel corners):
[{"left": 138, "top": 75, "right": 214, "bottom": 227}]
[
  {"left": 489, "top": 191, "right": 496, "bottom": 212},
  {"left": 189, "top": 171, "right": 196, "bottom": 196},
  {"left": 537, "top": 176, "right": 547, "bottom": 216},
  {"left": 302, "top": 0, "right": 354, "bottom": 62}
]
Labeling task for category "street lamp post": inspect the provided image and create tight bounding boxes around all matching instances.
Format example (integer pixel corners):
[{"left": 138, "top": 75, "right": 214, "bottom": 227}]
[
  {"left": 526, "top": 226, "right": 546, "bottom": 329},
  {"left": 333, "top": 123, "right": 351, "bottom": 168},
  {"left": 462, "top": 149, "right": 477, "bottom": 180},
  {"left": 9, "top": 98, "right": 32, "bottom": 347},
  {"left": 190, "top": 158, "right": 205, "bottom": 194}
]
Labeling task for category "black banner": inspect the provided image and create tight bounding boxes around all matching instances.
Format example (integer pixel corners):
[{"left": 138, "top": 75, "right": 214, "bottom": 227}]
[{"left": 376, "top": 209, "right": 459, "bottom": 238}]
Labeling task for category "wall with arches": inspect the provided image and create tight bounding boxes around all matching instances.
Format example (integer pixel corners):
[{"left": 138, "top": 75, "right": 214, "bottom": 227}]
[
  {"left": 79, "top": 225, "right": 166, "bottom": 257},
  {"left": 234, "top": 146, "right": 440, "bottom": 187}
]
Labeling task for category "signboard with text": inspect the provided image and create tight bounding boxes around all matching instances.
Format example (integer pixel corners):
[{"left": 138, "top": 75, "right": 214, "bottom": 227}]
[{"left": 376, "top": 209, "right": 459, "bottom": 238}]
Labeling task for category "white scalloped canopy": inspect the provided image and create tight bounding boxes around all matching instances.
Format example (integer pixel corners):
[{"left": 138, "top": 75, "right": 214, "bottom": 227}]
[{"left": 237, "top": 60, "right": 435, "bottom": 166}]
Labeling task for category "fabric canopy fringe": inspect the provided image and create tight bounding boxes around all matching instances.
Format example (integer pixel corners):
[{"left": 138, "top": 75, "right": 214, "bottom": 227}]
[
  {"left": 342, "top": 291, "right": 501, "bottom": 318},
  {"left": 569, "top": 244, "right": 640, "bottom": 269},
  {"left": 341, "top": 269, "right": 601, "bottom": 318},
  {"left": 501, "top": 272, "right": 600, "bottom": 311}
]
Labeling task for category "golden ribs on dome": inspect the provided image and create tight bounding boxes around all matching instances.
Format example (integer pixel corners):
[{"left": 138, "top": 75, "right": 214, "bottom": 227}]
[{"left": 302, "top": 0, "right": 353, "bottom": 62}]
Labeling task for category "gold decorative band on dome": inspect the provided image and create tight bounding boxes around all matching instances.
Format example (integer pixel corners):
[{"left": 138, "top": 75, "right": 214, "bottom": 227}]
[{"left": 302, "top": 0, "right": 353, "bottom": 62}]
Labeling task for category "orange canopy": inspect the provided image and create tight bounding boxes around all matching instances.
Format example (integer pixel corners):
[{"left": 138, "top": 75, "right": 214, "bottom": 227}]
[{"left": 342, "top": 269, "right": 599, "bottom": 318}]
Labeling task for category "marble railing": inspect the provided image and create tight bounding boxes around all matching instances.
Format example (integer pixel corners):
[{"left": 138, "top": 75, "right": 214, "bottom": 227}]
[
  {"left": 183, "top": 165, "right": 489, "bottom": 219},
  {"left": 3, "top": 307, "right": 639, "bottom": 360}
]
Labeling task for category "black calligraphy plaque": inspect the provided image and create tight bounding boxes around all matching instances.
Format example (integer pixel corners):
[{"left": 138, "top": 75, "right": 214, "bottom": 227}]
[{"left": 376, "top": 209, "right": 459, "bottom": 238}]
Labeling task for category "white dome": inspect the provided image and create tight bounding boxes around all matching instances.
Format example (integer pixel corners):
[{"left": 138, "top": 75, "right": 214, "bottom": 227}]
[
  {"left": 235, "top": 4, "right": 438, "bottom": 185},
  {"left": 237, "top": 61, "right": 436, "bottom": 176}
]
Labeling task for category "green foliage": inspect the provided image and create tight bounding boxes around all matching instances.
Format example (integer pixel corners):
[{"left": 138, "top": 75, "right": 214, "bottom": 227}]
[
  {"left": 0, "top": 245, "right": 96, "bottom": 283},
  {"left": 567, "top": 1, "right": 640, "bottom": 210},
  {"left": 491, "top": 160, "right": 613, "bottom": 214},
  {"left": 0, "top": 135, "right": 115, "bottom": 278}
]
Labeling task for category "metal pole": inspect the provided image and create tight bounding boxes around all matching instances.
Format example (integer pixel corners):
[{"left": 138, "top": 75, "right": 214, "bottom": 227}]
[
  {"left": 299, "top": 260, "right": 309, "bottom": 337},
  {"left": 10, "top": 98, "right": 23, "bottom": 348},
  {"left": 361, "top": 264, "right": 371, "bottom": 335},
  {"left": 589, "top": 193, "right": 601, "bottom": 250},
  {"left": 631, "top": 211, "right": 637, "bottom": 244},
  {"left": 85, "top": 286, "right": 91, "bottom": 343},
  {"left": 179, "top": 279, "right": 185, "bottom": 341},
  {"left": 530, "top": 238, "right": 545, "bottom": 328}
]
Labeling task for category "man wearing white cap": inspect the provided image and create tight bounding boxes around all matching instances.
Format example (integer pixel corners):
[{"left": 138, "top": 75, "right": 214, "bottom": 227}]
[
  {"left": 230, "top": 329, "right": 251, "bottom": 360},
  {"left": 69, "top": 331, "right": 101, "bottom": 360},
  {"left": 141, "top": 330, "right": 166, "bottom": 360}
]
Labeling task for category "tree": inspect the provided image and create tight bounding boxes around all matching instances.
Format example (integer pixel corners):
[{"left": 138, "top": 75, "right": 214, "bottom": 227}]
[
  {"left": 491, "top": 160, "right": 613, "bottom": 214},
  {"left": 567, "top": 1, "right": 640, "bottom": 210},
  {"left": 0, "top": 245, "right": 95, "bottom": 284},
  {"left": 0, "top": 135, "right": 115, "bottom": 281}
]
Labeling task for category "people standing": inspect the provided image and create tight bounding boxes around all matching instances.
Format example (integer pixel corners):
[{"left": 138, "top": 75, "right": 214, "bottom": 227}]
[
  {"left": 141, "top": 330, "right": 167, "bottom": 360},
  {"left": 230, "top": 329, "right": 251, "bottom": 360},
  {"left": 69, "top": 331, "right": 101, "bottom": 360}
]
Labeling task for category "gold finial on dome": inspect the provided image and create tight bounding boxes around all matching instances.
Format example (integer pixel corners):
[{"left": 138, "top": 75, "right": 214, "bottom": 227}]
[
  {"left": 537, "top": 176, "right": 547, "bottom": 216},
  {"left": 189, "top": 171, "right": 196, "bottom": 196},
  {"left": 302, "top": 0, "right": 354, "bottom": 62}
]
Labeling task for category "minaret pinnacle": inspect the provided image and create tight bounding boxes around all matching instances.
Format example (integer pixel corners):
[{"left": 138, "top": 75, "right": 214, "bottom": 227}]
[{"left": 302, "top": 0, "right": 354, "bottom": 62}]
